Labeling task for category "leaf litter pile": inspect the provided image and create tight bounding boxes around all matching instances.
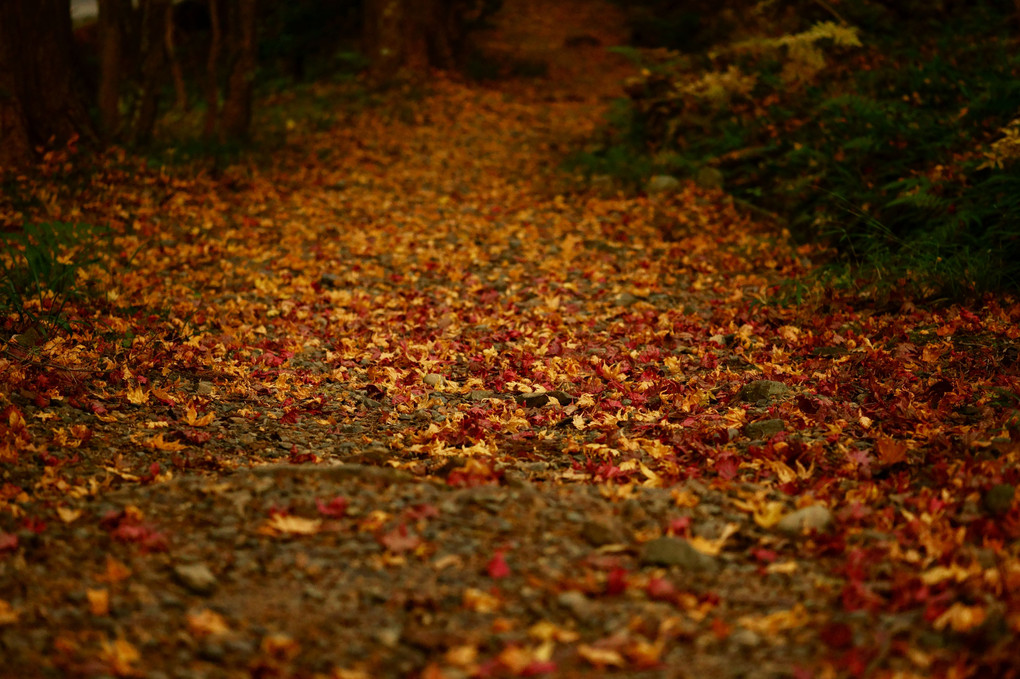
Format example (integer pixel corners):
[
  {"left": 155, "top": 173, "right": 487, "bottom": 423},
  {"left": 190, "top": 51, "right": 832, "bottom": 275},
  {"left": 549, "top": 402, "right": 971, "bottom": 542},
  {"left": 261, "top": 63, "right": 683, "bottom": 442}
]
[{"left": 2, "top": 2, "right": 1020, "bottom": 678}]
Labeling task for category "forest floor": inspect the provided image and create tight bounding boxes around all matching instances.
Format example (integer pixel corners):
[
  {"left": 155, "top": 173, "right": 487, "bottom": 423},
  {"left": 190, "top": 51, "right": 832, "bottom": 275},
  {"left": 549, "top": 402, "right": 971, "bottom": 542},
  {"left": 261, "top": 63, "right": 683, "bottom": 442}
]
[{"left": 2, "top": 1, "right": 1020, "bottom": 678}]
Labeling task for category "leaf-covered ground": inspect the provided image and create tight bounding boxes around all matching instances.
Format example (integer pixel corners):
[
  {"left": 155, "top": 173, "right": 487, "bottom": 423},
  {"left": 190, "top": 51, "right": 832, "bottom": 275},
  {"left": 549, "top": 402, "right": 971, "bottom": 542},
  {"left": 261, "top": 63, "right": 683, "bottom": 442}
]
[{"left": 2, "top": 1, "right": 1019, "bottom": 677}]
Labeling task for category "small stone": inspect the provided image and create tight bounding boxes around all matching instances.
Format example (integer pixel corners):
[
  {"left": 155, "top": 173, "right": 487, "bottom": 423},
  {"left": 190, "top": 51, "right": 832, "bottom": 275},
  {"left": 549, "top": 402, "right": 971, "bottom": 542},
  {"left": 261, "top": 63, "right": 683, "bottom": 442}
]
[
  {"left": 556, "top": 590, "right": 593, "bottom": 619},
  {"left": 613, "top": 292, "right": 641, "bottom": 307},
  {"left": 639, "top": 537, "right": 716, "bottom": 571},
  {"left": 173, "top": 562, "right": 218, "bottom": 595},
  {"left": 737, "top": 380, "right": 791, "bottom": 403},
  {"left": 516, "top": 391, "right": 576, "bottom": 408},
  {"left": 375, "top": 626, "right": 402, "bottom": 648},
  {"left": 468, "top": 390, "right": 495, "bottom": 401},
  {"left": 423, "top": 373, "right": 446, "bottom": 387},
  {"left": 730, "top": 627, "right": 761, "bottom": 647},
  {"left": 744, "top": 419, "right": 785, "bottom": 440},
  {"left": 776, "top": 506, "right": 833, "bottom": 535},
  {"left": 197, "top": 381, "right": 214, "bottom": 396},
  {"left": 580, "top": 519, "right": 625, "bottom": 547},
  {"left": 647, "top": 175, "right": 681, "bottom": 193},
  {"left": 983, "top": 484, "right": 1015, "bottom": 517}
]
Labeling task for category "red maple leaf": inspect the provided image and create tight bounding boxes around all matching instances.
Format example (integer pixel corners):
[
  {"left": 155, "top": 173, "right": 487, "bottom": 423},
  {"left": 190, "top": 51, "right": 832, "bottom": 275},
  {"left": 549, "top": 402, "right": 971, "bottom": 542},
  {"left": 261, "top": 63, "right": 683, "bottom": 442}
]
[
  {"left": 315, "top": 496, "right": 348, "bottom": 518},
  {"left": 379, "top": 524, "right": 422, "bottom": 553},
  {"left": 486, "top": 550, "right": 511, "bottom": 578},
  {"left": 0, "top": 532, "right": 17, "bottom": 552}
]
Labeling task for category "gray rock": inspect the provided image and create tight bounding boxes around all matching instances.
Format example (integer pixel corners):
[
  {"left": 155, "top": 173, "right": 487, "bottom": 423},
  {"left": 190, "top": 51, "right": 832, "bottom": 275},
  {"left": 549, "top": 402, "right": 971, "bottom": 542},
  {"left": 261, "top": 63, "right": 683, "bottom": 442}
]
[
  {"left": 557, "top": 590, "right": 594, "bottom": 619},
  {"left": 647, "top": 175, "right": 681, "bottom": 193},
  {"left": 730, "top": 627, "right": 762, "bottom": 648},
  {"left": 744, "top": 419, "right": 785, "bottom": 440},
  {"left": 468, "top": 390, "right": 495, "bottom": 402},
  {"left": 423, "top": 373, "right": 446, "bottom": 387},
  {"left": 173, "top": 562, "right": 217, "bottom": 595},
  {"left": 580, "top": 519, "right": 626, "bottom": 547},
  {"left": 639, "top": 537, "right": 716, "bottom": 571},
  {"left": 515, "top": 391, "right": 576, "bottom": 408},
  {"left": 197, "top": 380, "right": 215, "bottom": 396},
  {"left": 737, "top": 380, "right": 791, "bottom": 402},
  {"left": 776, "top": 505, "right": 833, "bottom": 535}
]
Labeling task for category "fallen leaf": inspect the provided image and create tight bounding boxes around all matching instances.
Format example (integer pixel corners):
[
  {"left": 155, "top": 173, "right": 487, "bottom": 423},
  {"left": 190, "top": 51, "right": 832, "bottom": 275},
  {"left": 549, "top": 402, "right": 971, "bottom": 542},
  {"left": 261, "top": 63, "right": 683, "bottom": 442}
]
[
  {"left": 187, "top": 608, "right": 230, "bottom": 637},
  {"left": 259, "top": 514, "right": 322, "bottom": 536},
  {"left": 87, "top": 588, "right": 109, "bottom": 616}
]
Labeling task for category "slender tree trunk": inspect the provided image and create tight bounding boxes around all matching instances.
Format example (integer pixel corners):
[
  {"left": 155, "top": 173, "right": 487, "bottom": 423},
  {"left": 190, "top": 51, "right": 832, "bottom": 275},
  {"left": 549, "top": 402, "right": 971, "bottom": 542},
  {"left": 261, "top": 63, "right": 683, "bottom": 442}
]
[
  {"left": 0, "top": 0, "right": 95, "bottom": 169},
  {"left": 221, "top": 0, "right": 256, "bottom": 141},
  {"left": 164, "top": 1, "right": 188, "bottom": 111},
  {"left": 363, "top": 0, "right": 406, "bottom": 83},
  {"left": 203, "top": 0, "right": 222, "bottom": 140},
  {"left": 97, "top": 0, "right": 125, "bottom": 140},
  {"left": 135, "top": 0, "right": 171, "bottom": 145}
]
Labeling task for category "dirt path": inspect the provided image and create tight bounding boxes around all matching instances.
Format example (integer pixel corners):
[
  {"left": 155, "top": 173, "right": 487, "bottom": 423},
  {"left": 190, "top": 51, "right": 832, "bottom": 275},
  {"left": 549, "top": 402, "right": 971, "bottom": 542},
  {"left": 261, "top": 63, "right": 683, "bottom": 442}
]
[{"left": 2, "top": 1, "right": 1019, "bottom": 678}]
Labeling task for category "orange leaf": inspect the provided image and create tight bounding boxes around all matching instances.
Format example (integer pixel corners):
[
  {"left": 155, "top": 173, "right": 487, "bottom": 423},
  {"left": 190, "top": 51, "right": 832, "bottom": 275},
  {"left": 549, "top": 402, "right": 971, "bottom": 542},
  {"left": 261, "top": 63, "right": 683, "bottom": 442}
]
[{"left": 875, "top": 437, "right": 908, "bottom": 466}]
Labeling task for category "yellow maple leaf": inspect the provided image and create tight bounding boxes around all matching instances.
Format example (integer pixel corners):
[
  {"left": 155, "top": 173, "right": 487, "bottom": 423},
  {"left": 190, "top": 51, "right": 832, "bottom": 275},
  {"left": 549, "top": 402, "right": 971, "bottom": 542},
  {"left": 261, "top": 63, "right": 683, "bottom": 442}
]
[
  {"left": 87, "top": 588, "right": 110, "bottom": 616},
  {"left": 187, "top": 608, "right": 231, "bottom": 637},
  {"left": 933, "top": 603, "right": 986, "bottom": 632},
  {"left": 0, "top": 600, "right": 19, "bottom": 625},
  {"left": 577, "top": 644, "right": 625, "bottom": 668},
  {"left": 259, "top": 514, "right": 321, "bottom": 536},
  {"left": 183, "top": 404, "right": 215, "bottom": 427},
  {"left": 753, "top": 501, "right": 787, "bottom": 529},
  {"left": 463, "top": 587, "right": 500, "bottom": 613},
  {"left": 688, "top": 523, "right": 738, "bottom": 556},
  {"left": 125, "top": 385, "right": 148, "bottom": 405},
  {"left": 144, "top": 433, "right": 187, "bottom": 451},
  {"left": 100, "top": 638, "right": 140, "bottom": 677}
]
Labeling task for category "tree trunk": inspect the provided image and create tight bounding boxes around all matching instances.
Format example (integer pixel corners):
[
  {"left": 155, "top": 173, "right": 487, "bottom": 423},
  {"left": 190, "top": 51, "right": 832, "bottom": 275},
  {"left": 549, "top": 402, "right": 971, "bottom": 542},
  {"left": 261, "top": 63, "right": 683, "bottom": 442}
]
[
  {"left": 362, "top": 0, "right": 468, "bottom": 84},
  {"left": 203, "top": 0, "right": 222, "bottom": 140},
  {"left": 363, "top": 0, "right": 406, "bottom": 83},
  {"left": 0, "top": 0, "right": 95, "bottom": 169},
  {"left": 221, "top": 0, "right": 256, "bottom": 141},
  {"left": 135, "top": 0, "right": 172, "bottom": 146},
  {"left": 97, "top": 0, "right": 125, "bottom": 140},
  {"left": 164, "top": 1, "right": 188, "bottom": 111}
]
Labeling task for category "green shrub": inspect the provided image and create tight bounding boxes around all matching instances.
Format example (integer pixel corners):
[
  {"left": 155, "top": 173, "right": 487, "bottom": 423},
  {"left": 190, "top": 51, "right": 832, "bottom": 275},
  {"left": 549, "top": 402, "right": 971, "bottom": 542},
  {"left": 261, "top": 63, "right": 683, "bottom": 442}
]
[{"left": 575, "top": 1, "right": 1020, "bottom": 298}]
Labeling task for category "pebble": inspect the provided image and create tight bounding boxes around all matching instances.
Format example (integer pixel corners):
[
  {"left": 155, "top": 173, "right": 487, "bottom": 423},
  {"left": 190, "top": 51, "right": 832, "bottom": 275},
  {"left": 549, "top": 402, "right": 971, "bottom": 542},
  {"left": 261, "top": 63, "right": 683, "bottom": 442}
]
[
  {"left": 730, "top": 627, "right": 761, "bottom": 647},
  {"left": 744, "top": 419, "right": 785, "bottom": 440},
  {"left": 639, "top": 537, "right": 716, "bottom": 572},
  {"left": 738, "top": 380, "right": 791, "bottom": 402},
  {"left": 557, "top": 590, "right": 593, "bottom": 619},
  {"left": 173, "top": 562, "right": 218, "bottom": 595},
  {"left": 647, "top": 175, "right": 681, "bottom": 193},
  {"left": 423, "top": 373, "right": 446, "bottom": 387},
  {"left": 581, "top": 519, "right": 626, "bottom": 546},
  {"left": 776, "top": 506, "right": 833, "bottom": 535}
]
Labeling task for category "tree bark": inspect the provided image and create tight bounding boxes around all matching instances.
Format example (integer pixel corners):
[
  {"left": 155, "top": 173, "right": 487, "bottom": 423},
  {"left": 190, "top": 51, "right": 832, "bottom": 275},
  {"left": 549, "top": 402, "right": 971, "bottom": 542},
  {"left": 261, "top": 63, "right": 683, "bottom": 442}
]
[
  {"left": 97, "top": 0, "right": 125, "bottom": 140},
  {"left": 164, "top": 0, "right": 188, "bottom": 111},
  {"left": 363, "top": 0, "right": 406, "bottom": 83},
  {"left": 135, "top": 0, "right": 172, "bottom": 146},
  {"left": 0, "top": 0, "right": 94, "bottom": 169},
  {"left": 362, "top": 0, "right": 471, "bottom": 84},
  {"left": 203, "top": 0, "right": 222, "bottom": 140},
  {"left": 221, "top": 0, "right": 256, "bottom": 141}
]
